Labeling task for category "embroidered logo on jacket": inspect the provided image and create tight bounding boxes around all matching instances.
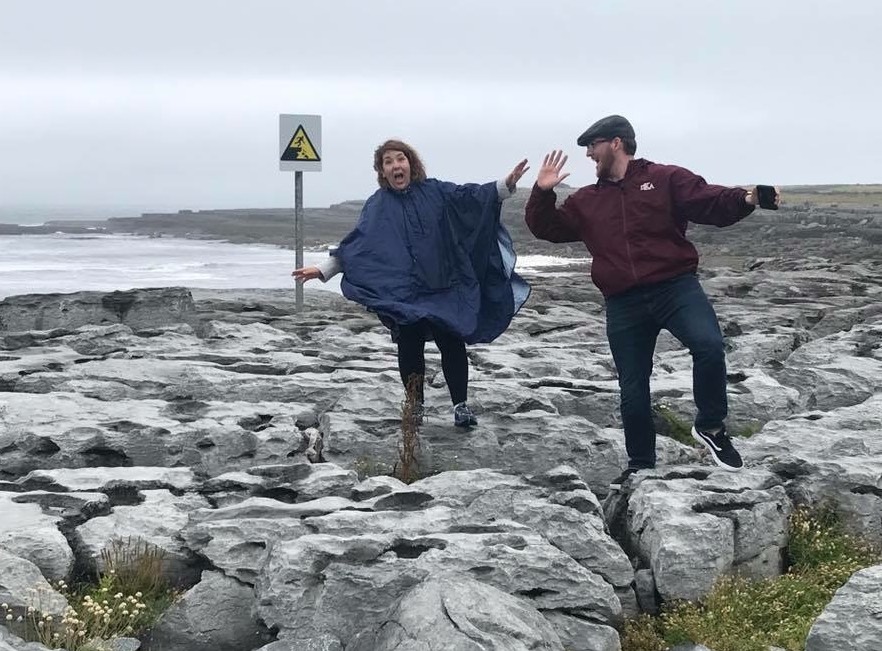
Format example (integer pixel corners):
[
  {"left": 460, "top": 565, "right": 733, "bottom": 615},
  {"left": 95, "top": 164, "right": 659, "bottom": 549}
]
[{"left": 640, "top": 182, "right": 656, "bottom": 191}]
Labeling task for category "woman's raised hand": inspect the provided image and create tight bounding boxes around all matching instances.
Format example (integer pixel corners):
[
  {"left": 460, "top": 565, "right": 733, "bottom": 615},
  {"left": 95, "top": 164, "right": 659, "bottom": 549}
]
[{"left": 505, "top": 158, "right": 530, "bottom": 192}]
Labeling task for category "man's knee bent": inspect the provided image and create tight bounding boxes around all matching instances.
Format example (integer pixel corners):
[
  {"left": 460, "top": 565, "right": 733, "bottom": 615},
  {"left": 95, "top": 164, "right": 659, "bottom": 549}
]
[{"left": 686, "top": 331, "right": 724, "bottom": 358}]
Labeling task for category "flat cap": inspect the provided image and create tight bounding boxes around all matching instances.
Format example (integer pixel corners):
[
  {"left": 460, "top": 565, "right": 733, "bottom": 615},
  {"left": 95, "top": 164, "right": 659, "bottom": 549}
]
[{"left": 576, "top": 115, "right": 635, "bottom": 147}]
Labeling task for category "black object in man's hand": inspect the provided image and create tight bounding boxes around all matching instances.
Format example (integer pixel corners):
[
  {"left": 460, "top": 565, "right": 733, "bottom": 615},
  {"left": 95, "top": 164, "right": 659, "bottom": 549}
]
[{"left": 756, "top": 185, "right": 779, "bottom": 210}]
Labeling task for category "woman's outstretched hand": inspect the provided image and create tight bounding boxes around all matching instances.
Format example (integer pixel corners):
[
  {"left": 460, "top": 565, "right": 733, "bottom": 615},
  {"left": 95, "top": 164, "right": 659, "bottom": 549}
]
[
  {"left": 505, "top": 158, "right": 530, "bottom": 192},
  {"left": 291, "top": 266, "right": 322, "bottom": 282}
]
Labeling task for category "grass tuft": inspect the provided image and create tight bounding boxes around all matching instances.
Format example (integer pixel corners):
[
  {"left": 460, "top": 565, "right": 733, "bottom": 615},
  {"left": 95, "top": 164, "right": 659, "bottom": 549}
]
[
  {"left": 0, "top": 537, "right": 177, "bottom": 650},
  {"left": 652, "top": 403, "right": 694, "bottom": 446},
  {"left": 621, "top": 505, "right": 881, "bottom": 651}
]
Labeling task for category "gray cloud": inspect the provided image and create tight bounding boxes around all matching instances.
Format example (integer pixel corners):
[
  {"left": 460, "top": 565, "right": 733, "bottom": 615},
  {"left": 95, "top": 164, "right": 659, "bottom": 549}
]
[{"left": 0, "top": 0, "right": 879, "bottom": 217}]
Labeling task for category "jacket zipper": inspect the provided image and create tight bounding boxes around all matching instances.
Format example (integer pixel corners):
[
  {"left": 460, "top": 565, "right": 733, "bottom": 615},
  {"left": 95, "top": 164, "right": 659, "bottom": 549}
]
[
  {"left": 400, "top": 191, "right": 419, "bottom": 266},
  {"left": 621, "top": 187, "right": 638, "bottom": 283}
]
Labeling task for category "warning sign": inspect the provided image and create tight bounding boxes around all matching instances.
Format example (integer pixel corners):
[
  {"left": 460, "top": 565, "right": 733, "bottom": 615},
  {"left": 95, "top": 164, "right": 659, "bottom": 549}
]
[
  {"left": 281, "top": 125, "right": 320, "bottom": 162},
  {"left": 279, "top": 114, "right": 322, "bottom": 172}
]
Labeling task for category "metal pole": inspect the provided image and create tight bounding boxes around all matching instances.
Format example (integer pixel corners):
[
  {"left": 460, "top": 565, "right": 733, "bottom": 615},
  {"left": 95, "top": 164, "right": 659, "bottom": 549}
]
[{"left": 294, "top": 170, "right": 304, "bottom": 310}]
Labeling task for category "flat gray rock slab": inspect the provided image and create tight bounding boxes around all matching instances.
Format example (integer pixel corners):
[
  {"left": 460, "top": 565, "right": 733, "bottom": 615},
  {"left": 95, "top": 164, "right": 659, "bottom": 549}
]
[{"left": 806, "top": 564, "right": 882, "bottom": 651}]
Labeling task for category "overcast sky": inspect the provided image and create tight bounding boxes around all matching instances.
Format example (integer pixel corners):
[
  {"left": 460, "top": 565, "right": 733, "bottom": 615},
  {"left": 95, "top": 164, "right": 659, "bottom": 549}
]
[{"left": 1, "top": 0, "right": 879, "bottom": 217}]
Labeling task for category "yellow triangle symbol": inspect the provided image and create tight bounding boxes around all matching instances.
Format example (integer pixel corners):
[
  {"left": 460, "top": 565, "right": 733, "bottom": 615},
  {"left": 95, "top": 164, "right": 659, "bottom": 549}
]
[{"left": 281, "top": 125, "right": 321, "bottom": 161}]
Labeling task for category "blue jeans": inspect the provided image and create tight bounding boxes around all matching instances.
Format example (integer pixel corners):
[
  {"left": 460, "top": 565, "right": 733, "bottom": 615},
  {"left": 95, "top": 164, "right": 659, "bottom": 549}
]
[{"left": 605, "top": 273, "right": 727, "bottom": 469}]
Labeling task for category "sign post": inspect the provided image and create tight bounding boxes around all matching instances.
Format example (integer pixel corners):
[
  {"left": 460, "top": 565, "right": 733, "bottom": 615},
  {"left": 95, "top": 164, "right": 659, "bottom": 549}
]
[{"left": 279, "top": 114, "right": 322, "bottom": 310}]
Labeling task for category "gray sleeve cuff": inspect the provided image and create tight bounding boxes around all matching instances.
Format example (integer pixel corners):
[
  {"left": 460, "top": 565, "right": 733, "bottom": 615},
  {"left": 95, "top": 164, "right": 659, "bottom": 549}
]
[
  {"left": 315, "top": 255, "right": 342, "bottom": 281},
  {"left": 497, "top": 179, "right": 515, "bottom": 201}
]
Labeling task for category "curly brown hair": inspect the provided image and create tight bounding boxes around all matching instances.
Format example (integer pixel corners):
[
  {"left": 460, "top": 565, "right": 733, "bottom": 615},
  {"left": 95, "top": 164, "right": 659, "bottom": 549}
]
[{"left": 373, "top": 139, "right": 427, "bottom": 189}]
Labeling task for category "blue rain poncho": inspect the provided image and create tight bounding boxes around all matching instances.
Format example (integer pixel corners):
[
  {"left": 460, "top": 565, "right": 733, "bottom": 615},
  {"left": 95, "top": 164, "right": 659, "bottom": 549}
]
[{"left": 334, "top": 179, "right": 529, "bottom": 344}]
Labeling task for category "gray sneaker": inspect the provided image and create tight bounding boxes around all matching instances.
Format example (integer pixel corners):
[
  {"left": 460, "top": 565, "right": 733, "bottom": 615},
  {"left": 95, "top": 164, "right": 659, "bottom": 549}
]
[{"left": 453, "top": 402, "right": 478, "bottom": 428}]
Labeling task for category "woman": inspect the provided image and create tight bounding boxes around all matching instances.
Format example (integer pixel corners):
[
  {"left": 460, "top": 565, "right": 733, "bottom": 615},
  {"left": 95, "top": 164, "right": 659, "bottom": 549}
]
[{"left": 293, "top": 139, "right": 530, "bottom": 427}]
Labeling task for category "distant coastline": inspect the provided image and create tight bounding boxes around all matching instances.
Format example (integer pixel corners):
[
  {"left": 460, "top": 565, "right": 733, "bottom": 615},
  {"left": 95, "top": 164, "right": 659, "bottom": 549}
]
[{"left": 1, "top": 184, "right": 880, "bottom": 261}]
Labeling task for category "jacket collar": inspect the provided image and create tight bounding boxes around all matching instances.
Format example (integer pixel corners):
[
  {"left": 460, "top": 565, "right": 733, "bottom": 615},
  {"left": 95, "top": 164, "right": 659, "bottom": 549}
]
[{"left": 595, "top": 158, "right": 649, "bottom": 188}]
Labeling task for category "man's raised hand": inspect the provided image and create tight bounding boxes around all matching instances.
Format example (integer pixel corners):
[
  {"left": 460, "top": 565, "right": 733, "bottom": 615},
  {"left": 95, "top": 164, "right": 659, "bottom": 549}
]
[{"left": 536, "top": 150, "right": 570, "bottom": 190}]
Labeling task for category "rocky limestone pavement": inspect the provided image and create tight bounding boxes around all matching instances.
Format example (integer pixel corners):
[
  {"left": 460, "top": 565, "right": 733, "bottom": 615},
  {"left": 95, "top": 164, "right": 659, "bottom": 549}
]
[
  {"left": 183, "top": 464, "right": 628, "bottom": 648},
  {"left": 142, "top": 570, "right": 271, "bottom": 651},
  {"left": 0, "top": 288, "right": 198, "bottom": 334},
  {"left": 0, "top": 492, "right": 76, "bottom": 582},
  {"left": 740, "top": 394, "right": 882, "bottom": 545},
  {"left": 74, "top": 489, "right": 210, "bottom": 586},
  {"left": 608, "top": 467, "right": 791, "bottom": 602},
  {"left": 346, "top": 575, "right": 568, "bottom": 651},
  {"left": 0, "top": 256, "right": 880, "bottom": 648},
  {"left": 805, "top": 564, "right": 882, "bottom": 651},
  {"left": 0, "top": 628, "right": 54, "bottom": 651},
  {"left": 0, "top": 547, "right": 68, "bottom": 618},
  {"left": 0, "top": 627, "right": 140, "bottom": 651},
  {"left": 256, "top": 528, "right": 620, "bottom": 649}
]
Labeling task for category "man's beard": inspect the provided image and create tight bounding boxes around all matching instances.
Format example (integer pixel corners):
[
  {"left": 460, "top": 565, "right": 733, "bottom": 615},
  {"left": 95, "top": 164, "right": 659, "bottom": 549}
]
[{"left": 595, "top": 151, "right": 614, "bottom": 179}]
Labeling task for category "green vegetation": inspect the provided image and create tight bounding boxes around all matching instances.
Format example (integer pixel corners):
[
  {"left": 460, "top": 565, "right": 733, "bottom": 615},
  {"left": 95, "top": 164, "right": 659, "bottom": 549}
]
[
  {"left": 621, "top": 506, "right": 881, "bottom": 651},
  {"left": 0, "top": 538, "right": 177, "bottom": 650},
  {"left": 731, "top": 420, "right": 763, "bottom": 439},
  {"left": 353, "top": 455, "right": 394, "bottom": 480},
  {"left": 652, "top": 404, "right": 694, "bottom": 446},
  {"left": 653, "top": 403, "right": 762, "bottom": 446},
  {"left": 781, "top": 183, "right": 882, "bottom": 207}
]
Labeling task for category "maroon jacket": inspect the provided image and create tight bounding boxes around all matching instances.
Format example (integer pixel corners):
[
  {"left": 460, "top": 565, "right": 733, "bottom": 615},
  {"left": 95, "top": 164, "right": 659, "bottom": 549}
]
[{"left": 525, "top": 158, "right": 754, "bottom": 297}]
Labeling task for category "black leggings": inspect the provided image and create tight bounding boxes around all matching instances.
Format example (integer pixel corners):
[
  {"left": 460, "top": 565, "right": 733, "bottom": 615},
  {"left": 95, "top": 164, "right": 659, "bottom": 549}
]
[{"left": 396, "top": 321, "right": 468, "bottom": 405}]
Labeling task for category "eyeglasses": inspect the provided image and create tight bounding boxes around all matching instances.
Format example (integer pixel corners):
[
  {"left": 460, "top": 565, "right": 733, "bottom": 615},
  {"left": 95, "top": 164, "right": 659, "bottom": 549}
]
[{"left": 586, "top": 138, "right": 609, "bottom": 152}]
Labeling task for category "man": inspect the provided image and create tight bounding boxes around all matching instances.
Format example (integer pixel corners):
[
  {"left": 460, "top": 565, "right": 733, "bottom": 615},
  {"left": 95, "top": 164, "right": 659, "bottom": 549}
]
[{"left": 525, "top": 115, "right": 779, "bottom": 488}]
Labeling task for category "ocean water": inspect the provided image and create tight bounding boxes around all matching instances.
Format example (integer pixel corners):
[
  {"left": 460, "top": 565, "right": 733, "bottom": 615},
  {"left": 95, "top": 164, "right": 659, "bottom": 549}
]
[
  {"left": 0, "top": 205, "right": 174, "bottom": 225},
  {"left": 0, "top": 233, "right": 584, "bottom": 300},
  {"left": 0, "top": 234, "right": 341, "bottom": 299}
]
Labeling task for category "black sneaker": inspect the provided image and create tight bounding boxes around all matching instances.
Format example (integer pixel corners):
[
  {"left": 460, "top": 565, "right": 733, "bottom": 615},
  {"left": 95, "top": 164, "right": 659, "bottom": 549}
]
[
  {"left": 691, "top": 425, "right": 744, "bottom": 471},
  {"left": 453, "top": 402, "right": 478, "bottom": 428},
  {"left": 609, "top": 467, "right": 640, "bottom": 491}
]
